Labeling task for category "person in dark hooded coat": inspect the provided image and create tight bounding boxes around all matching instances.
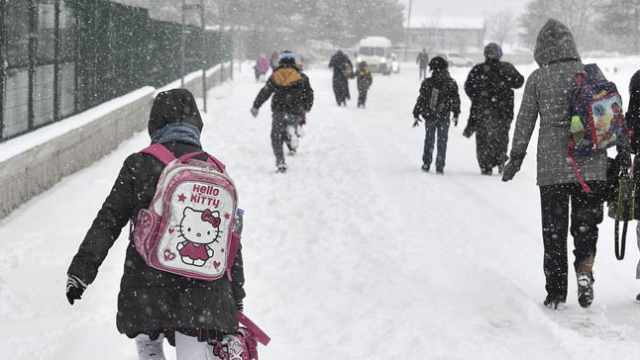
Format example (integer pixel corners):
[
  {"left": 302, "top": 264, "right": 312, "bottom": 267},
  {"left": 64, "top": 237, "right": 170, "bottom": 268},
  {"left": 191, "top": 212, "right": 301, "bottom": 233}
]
[
  {"left": 356, "top": 61, "right": 373, "bottom": 108},
  {"left": 66, "top": 89, "right": 246, "bottom": 358},
  {"left": 501, "top": 19, "right": 630, "bottom": 310},
  {"left": 464, "top": 43, "right": 524, "bottom": 175},
  {"left": 328, "top": 50, "right": 353, "bottom": 106},
  {"left": 251, "top": 50, "right": 314, "bottom": 173},
  {"left": 412, "top": 56, "right": 461, "bottom": 174}
]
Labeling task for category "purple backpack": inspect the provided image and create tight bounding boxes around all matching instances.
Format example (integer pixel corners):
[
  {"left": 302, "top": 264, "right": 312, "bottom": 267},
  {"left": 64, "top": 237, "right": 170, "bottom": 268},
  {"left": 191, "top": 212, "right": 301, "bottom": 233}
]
[
  {"left": 568, "top": 64, "right": 627, "bottom": 193},
  {"left": 132, "top": 143, "right": 240, "bottom": 281}
]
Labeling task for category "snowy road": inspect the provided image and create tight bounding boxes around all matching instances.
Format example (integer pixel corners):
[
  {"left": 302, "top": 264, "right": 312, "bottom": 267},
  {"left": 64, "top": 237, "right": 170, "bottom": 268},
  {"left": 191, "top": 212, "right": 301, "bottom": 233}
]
[{"left": 1, "top": 58, "right": 639, "bottom": 360}]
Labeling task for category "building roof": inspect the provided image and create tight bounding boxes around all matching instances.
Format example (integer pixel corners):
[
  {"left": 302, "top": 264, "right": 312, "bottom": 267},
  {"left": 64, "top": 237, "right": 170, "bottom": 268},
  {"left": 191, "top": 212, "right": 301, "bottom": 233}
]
[{"left": 405, "top": 17, "right": 485, "bottom": 30}]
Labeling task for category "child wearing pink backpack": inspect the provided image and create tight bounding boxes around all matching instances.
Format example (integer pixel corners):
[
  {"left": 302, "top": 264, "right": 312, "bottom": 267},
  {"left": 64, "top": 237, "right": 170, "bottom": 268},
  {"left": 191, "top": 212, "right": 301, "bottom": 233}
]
[{"left": 66, "top": 89, "right": 267, "bottom": 360}]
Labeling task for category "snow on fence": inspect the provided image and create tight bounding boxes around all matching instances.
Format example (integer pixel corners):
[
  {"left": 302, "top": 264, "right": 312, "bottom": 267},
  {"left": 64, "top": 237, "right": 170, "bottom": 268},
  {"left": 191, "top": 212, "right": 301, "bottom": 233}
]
[{"left": 0, "top": 64, "right": 232, "bottom": 220}]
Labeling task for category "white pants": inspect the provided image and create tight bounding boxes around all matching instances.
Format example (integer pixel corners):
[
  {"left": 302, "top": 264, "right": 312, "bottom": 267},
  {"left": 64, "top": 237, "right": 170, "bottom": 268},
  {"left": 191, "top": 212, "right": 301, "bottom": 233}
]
[
  {"left": 636, "top": 221, "right": 639, "bottom": 279},
  {"left": 135, "top": 332, "right": 218, "bottom": 360}
]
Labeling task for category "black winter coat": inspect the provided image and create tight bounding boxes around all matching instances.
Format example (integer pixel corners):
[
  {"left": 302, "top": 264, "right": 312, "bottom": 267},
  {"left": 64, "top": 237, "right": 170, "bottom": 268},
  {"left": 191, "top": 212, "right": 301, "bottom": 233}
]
[
  {"left": 464, "top": 59, "right": 524, "bottom": 128},
  {"left": 68, "top": 141, "right": 246, "bottom": 339},
  {"left": 68, "top": 89, "right": 245, "bottom": 341},
  {"left": 253, "top": 64, "right": 314, "bottom": 115},
  {"left": 627, "top": 70, "right": 640, "bottom": 155},
  {"left": 356, "top": 66, "right": 372, "bottom": 92},
  {"left": 413, "top": 70, "right": 461, "bottom": 121},
  {"left": 329, "top": 51, "right": 353, "bottom": 81}
]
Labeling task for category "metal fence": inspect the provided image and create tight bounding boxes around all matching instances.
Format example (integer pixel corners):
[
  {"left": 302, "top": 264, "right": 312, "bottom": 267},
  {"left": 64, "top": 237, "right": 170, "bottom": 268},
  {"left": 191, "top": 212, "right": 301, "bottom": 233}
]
[{"left": 0, "top": 0, "right": 231, "bottom": 141}]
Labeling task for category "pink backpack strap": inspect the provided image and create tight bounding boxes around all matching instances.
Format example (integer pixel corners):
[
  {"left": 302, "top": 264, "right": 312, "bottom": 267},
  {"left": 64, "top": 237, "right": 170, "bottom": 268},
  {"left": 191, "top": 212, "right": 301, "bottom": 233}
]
[
  {"left": 237, "top": 311, "right": 271, "bottom": 345},
  {"left": 140, "top": 143, "right": 177, "bottom": 165},
  {"left": 567, "top": 139, "right": 591, "bottom": 194},
  {"left": 177, "top": 151, "right": 227, "bottom": 172},
  {"left": 141, "top": 144, "right": 226, "bottom": 172}
]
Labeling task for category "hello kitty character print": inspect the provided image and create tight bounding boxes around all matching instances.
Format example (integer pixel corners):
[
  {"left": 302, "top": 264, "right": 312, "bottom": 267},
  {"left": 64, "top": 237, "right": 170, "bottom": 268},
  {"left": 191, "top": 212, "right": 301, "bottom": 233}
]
[
  {"left": 176, "top": 207, "right": 222, "bottom": 267},
  {"left": 132, "top": 144, "right": 240, "bottom": 281}
]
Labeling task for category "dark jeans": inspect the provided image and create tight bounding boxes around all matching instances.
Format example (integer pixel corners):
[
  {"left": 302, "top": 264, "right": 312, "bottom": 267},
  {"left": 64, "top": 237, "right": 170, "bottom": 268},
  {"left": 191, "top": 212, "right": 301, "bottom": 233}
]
[
  {"left": 358, "top": 89, "right": 368, "bottom": 106},
  {"left": 539, "top": 182, "right": 605, "bottom": 299},
  {"left": 271, "top": 112, "right": 300, "bottom": 165},
  {"left": 422, "top": 119, "right": 450, "bottom": 169}
]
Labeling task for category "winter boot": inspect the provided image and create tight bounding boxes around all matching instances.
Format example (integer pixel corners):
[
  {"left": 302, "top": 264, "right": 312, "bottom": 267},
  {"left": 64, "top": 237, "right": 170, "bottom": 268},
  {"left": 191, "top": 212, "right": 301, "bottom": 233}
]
[
  {"left": 481, "top": 167, "right": 492, "bottom": 175},
  {"left": 276, "top": 162, "right": 287, "bottom": 173},
  {"left": 577, "top": 273, "right": 594, "bottom": 308},
  {"left": 421, "top": 164, "right": 430, "bottom": 172},
  {"left": 576, "top": 255, "right": 595, "bottom": 308},
  {"left": 285, "top": 125, "right": 298, "bottom": 152},
  {"left": 436, "top": 165, "right": 444, "bottom": 175},
  {"left": 636, "top": 293, "right": 640, "bottom": 302},
  {"left": 543, "top": 294, "right": 566, "bottom": 310}
]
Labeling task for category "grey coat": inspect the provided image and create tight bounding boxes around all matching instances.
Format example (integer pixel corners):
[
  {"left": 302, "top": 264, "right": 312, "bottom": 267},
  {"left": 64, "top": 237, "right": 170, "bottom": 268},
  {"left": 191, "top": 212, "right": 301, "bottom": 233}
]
[{"left": 508, "top": 19, "right": 609, "bottom": 186}]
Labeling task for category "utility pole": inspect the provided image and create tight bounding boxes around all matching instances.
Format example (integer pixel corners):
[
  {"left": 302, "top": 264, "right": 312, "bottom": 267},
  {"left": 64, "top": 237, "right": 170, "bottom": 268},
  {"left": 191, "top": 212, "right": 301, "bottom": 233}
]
[
  {"left": 180, "top": 0, "right": 186, "bottom": 88},
  {"left": 405, "top": 0, "right": 413, "bottom": 62},
  {"left": 200, "top": 0, "right": 206, "bottom": 112},
  {"left": 181, "top": 0, "right": 207, "bottom": 111}
]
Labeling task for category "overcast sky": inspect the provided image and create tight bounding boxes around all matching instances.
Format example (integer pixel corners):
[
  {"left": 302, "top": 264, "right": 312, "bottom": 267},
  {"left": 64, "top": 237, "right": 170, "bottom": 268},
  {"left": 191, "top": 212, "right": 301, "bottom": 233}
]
[{"left": 401, "top": 0, "right": 530, "bottom": 19}]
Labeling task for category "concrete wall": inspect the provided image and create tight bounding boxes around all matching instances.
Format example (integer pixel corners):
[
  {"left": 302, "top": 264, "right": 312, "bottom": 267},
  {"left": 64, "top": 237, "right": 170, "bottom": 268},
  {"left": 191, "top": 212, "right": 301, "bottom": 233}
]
[{"left": 0, "top": 64, "right": 232, "bottom": 220}]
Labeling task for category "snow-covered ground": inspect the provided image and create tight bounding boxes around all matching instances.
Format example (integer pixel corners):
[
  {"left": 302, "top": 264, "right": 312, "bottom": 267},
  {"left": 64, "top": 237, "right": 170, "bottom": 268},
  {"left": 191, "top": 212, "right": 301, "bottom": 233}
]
[{"left": 1, "top": 57, "right": 639, "bottom": 360}]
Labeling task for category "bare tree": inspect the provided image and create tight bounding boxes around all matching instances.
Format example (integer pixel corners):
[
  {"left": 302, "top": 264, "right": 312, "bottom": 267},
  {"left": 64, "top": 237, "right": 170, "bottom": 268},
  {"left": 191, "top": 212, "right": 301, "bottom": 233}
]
[
  {"left": 519, "top": 0, "right": 598, "bottom": 50},
  {"left": 486, "top": 11, "right": 517, "bottom": 46}
]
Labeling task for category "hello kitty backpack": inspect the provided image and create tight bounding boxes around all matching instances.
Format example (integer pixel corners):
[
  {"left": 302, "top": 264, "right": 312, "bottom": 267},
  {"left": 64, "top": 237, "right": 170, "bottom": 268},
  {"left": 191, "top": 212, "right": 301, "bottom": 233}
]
[{"left": 131, "top": 143, "right": 241, "bottom": 281}]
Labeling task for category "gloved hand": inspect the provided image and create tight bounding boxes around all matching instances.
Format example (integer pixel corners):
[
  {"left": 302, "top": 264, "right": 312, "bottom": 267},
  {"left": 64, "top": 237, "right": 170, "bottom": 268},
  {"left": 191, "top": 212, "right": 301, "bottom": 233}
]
[
  {"left": 452, "top": 116, "right": 459, "bottom": 127},
  {"left": 615, "top": 151, "right": 632, "bottom": 173},
  {"left": 236, "top": 299, "right": 244, "bottom": 312},
  {"left": 250, "top": 107, "right": 259, "bottom": 118},
  {"left": 462, "top": 126, "right": 473, "bottom": 138},
  {"left": 501, "top": 155, "right": 524, "bottom": 182},
  {"left": 66, "top": 274, "right": 87, "bottom": 305},
  {"left": 413, "top": 117, "right": 421, "bottom": 128}
]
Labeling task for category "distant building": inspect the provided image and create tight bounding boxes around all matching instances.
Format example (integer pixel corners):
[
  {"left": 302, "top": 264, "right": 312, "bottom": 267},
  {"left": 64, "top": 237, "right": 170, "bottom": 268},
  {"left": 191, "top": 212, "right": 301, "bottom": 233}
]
[{"left": 405, "top": 17, "right": 485, "bottom": 53}]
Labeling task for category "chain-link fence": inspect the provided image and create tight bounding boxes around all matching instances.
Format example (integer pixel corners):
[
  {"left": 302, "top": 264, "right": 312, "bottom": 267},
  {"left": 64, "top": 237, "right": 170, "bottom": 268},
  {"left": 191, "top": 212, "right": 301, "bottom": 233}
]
[{"left": 0, "top": 0, "right": 231, "bottom": 141}]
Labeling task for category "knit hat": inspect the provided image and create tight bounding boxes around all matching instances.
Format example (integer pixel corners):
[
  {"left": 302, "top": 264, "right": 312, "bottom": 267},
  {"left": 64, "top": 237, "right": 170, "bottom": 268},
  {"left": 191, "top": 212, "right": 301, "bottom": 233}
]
[
  {"left": 484, "top": 43, "right": 503, "bottom": 60},
  {"left": 429, "top": 56, "right": 448, "bottom": 71},
  {"left": 279, "top": 50, "right": 296, "bottom": 64}
]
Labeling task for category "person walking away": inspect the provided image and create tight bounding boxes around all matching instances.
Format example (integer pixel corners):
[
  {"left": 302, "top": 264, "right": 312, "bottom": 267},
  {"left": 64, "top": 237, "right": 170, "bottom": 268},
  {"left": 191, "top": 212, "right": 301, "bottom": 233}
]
[
  {"left": 65, "top": 89, "right": 246, "bottom": 360},
  {"left": 256, "top": 55, "right": 270, "bottom": 82},
  {"left": 329, "top": 50, "right": 353, "bottom": 106},
  {"left": 412, "top": 56, "right": 460, "bottom": 174},
  {"left": 464, "top": 43, "right": 524, "bottom": 175},
  {"left": 626, "top": 69, "right": 640, "bottom": 302},
  {"left": 416, "top": 48, "right": 429, "bottom": 80},
  {"left": 356, "top": 61, "right": 373, "bottom": 108},
  {"left": 250, "top": 51, "right": 314, "bottom": 173},
  {"left": 501, "top": 19, "right": 631, "bottom": 309}
]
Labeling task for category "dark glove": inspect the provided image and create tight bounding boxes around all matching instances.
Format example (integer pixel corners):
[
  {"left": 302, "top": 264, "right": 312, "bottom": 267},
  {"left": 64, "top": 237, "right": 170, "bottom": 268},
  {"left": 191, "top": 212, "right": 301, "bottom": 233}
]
[
  {"left": 615, "top": 152, "right": 632, "bottom": 173},
  {"left": 501, "top": 155, "right": 524, "bottom": 182},
  {"left": 236, "top": 299, "right": 244, "bottom": 312},
  {"left": 250, "top": 107, "right": 259, "bottom": 118},
  {"left": 413, "top": 117, "right": 421, "bottom": 128},
  {"left": 66, "top": 274, "right": 87, "bottom": 305},
  {"left": 462, "top": 125, "right": 474, "bottom": 138},
  {"left": 452, "top": 115, "right": 459, "bottom": 127}
]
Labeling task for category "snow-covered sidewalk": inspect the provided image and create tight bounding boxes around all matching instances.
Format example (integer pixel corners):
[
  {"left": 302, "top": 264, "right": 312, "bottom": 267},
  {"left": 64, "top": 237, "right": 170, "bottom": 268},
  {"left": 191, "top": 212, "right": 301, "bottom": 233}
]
[{"left": 1, "top": 58, "right": 639, "bottom": 360}]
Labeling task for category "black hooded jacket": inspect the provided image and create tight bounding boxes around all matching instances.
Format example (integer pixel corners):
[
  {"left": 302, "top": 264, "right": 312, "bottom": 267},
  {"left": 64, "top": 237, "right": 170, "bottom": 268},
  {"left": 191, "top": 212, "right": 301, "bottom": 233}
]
[
  {"left": 465, "top": 59, "right": 524, "bottom": 122},
  {"left": 253, "top": 63, "right": 314, "bottom": 115},
  {"left": 67, "top": 89, "right": 245, "bottom": 339},
  {"left": 413, "top": 69, "right": 461, "bottom": 121}
]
